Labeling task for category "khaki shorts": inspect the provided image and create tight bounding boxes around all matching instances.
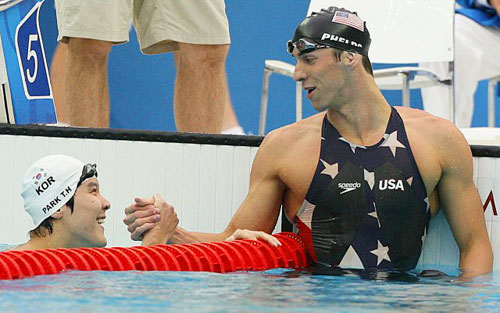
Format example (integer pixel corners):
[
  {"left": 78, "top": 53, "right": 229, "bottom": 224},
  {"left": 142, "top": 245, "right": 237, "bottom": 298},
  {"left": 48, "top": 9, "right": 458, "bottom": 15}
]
[{"left": 55, "top": 0, "right": 231, "bottom": 54}]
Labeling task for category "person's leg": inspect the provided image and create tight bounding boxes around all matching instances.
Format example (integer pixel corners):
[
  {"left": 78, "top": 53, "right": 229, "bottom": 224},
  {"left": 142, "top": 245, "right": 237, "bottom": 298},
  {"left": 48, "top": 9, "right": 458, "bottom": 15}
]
[
  {"left": 174, "top": 43, "right": 229, "bottom": 133},
  {"left": 175, "top": 45, "right": 244, "bottom": 134},
  {"left": 64, "top": 39, "right": 112, "bottom": 128},
  {"left": 54, "top": 0, "right": 132, "bottom": 128},
  {"left": 136, "top": 0, "right": 241, "bottom": 134},
  {"left": 49, "top": 43, "right": 68, "bottom": 125},
  {"left": 221, "top": 92, "right": 245, "bottom": 135}
]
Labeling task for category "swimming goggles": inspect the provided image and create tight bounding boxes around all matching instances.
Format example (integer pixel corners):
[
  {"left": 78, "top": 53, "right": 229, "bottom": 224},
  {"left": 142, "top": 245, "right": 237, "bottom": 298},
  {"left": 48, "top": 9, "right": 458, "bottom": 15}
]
[
  {"left": 77, "top": 163, "right": 98, "bottom": 187},
  {"left": 287, "top": 38, "right": 331, "bottom": 55}
]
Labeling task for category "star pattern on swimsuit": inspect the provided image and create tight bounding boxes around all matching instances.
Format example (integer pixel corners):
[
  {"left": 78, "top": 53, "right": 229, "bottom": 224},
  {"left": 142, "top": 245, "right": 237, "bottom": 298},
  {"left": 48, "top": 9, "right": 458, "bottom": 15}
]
[
  {"left": 421, "top": 228, "right": 427, "bottom": 244},
  {"left": 364, "top": 169, "right": 375, "bottom": 190},
  {"left": 380, "top": 131, "right": 406, "bottom": 157},
  {"left": 339, "top": 137, "right": 367, "bottom": 154},
  {"left": 368, "top": 202, "right": 381, "bottom": 228},
  {"left": 320, "top": 160, "right": 339, "bottom": 180},
  {"left": 424, "top": 197, "right": 430, "bottom": 212},
  {"left": 370, "top": 240, "right": 391, "bottom": 266}
]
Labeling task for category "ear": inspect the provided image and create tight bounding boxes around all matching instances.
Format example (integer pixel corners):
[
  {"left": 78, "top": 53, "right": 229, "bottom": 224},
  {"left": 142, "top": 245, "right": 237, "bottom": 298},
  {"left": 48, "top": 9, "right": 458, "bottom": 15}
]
[
  {"left": 343, "top": 51, "right": 360, "bottom": 69},
  {"left": 345, "top": 51, "right": 356, "bottom": 63},
  {"left": 51, "top": 206, "right": 67, "bottom": 220}
]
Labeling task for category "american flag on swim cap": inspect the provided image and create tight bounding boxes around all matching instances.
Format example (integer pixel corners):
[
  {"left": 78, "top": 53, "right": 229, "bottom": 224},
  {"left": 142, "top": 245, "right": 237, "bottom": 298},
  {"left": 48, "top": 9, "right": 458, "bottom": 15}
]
[{"left": 332, "top": 11, "right": 364, "bottom": 32}]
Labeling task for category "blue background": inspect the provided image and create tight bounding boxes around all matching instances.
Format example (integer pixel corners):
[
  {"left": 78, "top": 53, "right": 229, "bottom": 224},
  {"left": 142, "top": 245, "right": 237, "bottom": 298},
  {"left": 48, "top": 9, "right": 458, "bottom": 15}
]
[
  {"left": 17, "top": 2, "right": 51, "bottom": 98},
  {"left": 39, "top": 0, "right": 498, "bottom": 133},
  {"left": 0, "top": 0, "right": 57, "bottom": 124}
]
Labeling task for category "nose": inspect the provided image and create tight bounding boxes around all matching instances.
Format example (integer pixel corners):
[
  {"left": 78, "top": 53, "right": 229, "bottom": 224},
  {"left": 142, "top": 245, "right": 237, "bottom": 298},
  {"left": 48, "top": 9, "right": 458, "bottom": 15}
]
[
  {"left": 293, "top": 64, "right": 306, "bottom": 82},
  {"left": 101, "top": 195, "right": 111, "bottom": 211}
]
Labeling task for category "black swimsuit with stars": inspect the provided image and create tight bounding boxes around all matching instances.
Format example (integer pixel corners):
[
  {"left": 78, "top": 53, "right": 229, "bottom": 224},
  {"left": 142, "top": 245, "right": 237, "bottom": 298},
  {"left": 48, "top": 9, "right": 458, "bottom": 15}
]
[{"left": 294, "top": 108, "right": 430, "bottom": 271}]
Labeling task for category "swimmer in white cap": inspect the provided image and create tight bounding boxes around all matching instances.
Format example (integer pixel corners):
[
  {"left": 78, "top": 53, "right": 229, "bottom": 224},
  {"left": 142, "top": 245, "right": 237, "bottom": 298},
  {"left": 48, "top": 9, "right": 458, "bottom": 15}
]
[
  {"left": 12, "top": 155, "right": 111, "bottom": 250},
  {"left": 12, "top": 155, "right": 178, "bottom": 251}
]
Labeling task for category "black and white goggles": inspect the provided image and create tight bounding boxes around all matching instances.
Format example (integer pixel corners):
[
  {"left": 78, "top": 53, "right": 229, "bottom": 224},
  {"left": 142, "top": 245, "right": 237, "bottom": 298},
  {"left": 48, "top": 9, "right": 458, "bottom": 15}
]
[{"left": 287, "top": 38, "right": 331, "bottom": 56}]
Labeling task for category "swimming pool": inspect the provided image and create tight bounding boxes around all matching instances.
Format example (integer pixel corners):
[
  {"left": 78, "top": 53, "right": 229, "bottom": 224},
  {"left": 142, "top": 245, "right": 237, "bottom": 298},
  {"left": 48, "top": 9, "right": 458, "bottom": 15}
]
[{"left": 0, "top": 267, "right": 499, "bottom": 313}]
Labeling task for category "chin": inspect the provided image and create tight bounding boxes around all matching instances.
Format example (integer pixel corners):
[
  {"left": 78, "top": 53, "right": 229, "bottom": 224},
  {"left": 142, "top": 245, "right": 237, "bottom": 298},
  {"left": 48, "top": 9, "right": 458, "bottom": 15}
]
[
  {"left": 312, "top": 102, "right": 328, "bottom": 112},
  {"left": 96, "top": 239, "right": 107, "bottom": 248},
  {"left": 91, "top": 236, "right": 107, "bottom": 248}
]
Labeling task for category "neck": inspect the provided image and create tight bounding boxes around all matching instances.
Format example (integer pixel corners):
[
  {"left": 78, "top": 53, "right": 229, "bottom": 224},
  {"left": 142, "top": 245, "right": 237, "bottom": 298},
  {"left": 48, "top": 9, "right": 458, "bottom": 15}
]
[
  {"left": 326, "top": 75, "right": 392, "bottom": 146},
  {"left": 14, "top": 222, "right": 74, "bottom": 251},
  {"left": 15, "top": 235, "right": 68, "bottom": 251}
]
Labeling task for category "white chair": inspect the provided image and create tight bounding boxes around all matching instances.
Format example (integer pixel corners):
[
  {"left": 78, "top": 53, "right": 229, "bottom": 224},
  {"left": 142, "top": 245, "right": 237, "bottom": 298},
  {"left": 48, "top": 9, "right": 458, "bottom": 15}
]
[{"left": 259, "top": 0, "right": 455, "bottom": 135}]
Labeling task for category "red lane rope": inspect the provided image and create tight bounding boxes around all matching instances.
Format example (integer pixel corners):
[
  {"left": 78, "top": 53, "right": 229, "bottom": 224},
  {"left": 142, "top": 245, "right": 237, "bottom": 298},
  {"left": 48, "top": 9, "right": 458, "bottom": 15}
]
[{"left": 0, "top": 232, "right": 310, "bottom": 280}]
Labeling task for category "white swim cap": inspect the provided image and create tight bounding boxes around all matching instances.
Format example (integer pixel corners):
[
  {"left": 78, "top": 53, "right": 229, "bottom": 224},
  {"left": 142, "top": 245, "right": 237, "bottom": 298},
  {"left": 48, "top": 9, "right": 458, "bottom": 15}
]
[{"left": 21, "top": 155, "right": 87, "bottom": 229}]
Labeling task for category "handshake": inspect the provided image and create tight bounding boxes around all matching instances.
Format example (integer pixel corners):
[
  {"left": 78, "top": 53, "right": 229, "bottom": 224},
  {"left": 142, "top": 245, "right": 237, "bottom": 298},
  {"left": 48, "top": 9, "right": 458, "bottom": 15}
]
[
  {"left": 124, "top": 194, "right": 179, "bottom": 246},
  {"left": 123, "top": 194, "right": 281, "bottom": 247}
]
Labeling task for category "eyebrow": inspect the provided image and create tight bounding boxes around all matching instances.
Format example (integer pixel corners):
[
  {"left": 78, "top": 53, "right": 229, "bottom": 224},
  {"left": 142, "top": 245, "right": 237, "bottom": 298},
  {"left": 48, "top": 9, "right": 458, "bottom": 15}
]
[
  {"left": 87, "top": 181, "right": 99, "bottom": 189},
  {"left": 299, "top": 52, "right": 315, "bottom": 60}
]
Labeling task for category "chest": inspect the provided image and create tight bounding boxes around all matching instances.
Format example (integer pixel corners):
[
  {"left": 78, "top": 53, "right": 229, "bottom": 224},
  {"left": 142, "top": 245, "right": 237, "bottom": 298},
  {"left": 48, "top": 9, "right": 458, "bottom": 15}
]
[{"left": 280, "top": 127, "right": 441, "bottom": 219}]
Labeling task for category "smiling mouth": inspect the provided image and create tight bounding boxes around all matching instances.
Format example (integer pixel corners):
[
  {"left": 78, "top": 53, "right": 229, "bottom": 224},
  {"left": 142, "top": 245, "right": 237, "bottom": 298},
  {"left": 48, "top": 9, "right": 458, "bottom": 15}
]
[
  {"left": 96, "top": 217, "right": 106, "bottom": 225},
  {"left": 305, "top": 87, "right": 316, "bottom": 97}
]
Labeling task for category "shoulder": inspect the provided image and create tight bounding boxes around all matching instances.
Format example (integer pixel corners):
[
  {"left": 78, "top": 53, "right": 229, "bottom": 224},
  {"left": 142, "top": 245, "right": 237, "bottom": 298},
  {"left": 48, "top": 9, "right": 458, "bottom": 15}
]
[
  {"left": 0, "top": 244, "right": 19, "bottom": 251},
  {"left": 260, "top": 113, "right": 324, "bottom": 151},
  {"left": 396, "top": 107, "right": 464, "bottom": 139},
  {"left": 253, "top": 113, "right": 324, "bottom": 171},
  {"left": 396, "top": 107, "right": 472, "bottom": 164}
]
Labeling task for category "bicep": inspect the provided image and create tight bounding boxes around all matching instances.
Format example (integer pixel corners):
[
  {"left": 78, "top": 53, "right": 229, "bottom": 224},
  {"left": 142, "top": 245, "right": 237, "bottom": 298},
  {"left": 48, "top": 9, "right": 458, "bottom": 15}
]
[
  {"left": 438, "top": 138, "right": 488, "bottom": 252},
  {"left": 223, "top": 138, "right": 286, "bottom": 236}
]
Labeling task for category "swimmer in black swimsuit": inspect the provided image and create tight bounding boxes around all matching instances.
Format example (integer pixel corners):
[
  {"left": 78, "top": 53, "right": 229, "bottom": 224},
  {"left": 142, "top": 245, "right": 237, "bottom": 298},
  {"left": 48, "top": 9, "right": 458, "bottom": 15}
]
[{"left": 126, "top": 6, "right": 493, "bottom": 278}]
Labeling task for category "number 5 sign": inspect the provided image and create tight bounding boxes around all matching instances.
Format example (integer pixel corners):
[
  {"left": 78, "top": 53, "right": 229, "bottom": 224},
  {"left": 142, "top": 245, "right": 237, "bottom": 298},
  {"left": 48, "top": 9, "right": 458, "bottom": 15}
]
[{"left": 15, "top": 0, "right": 51, "bottom": 99}]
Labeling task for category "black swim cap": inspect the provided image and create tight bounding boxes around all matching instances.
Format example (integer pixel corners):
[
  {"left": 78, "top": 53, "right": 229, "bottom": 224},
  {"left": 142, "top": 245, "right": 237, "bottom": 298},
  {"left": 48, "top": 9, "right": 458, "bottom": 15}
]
[{"left": 289, "top": 7, "right": 371, "bottom": 56}]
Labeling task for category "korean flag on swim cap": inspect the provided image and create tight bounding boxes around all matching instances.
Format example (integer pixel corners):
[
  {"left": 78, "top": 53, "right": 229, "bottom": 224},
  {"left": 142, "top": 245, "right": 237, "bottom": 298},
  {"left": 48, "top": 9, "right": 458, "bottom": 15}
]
[{"left": 21, "top": 155, "right": 85, "bottom": 229}]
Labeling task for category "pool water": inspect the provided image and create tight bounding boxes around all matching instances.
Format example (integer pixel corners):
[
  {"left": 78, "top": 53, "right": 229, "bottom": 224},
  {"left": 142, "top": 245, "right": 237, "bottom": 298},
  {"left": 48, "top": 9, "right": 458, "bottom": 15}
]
[{"left": 0, "top": 267, "right": 499, "bottom": 313}]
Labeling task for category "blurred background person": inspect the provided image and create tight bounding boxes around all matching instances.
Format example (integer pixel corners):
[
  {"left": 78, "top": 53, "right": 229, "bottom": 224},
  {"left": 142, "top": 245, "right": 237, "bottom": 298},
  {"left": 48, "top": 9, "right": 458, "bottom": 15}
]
[
  {"left": 53, "top": 0, "right": 244, "bottom": 134},
  {"left": 421, "top": 0, "right": 500, "bottom": 127}
]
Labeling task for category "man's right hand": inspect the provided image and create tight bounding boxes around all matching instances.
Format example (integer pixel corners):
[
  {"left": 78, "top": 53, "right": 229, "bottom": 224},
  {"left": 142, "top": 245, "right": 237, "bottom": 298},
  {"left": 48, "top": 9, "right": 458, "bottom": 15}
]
[
  {"left": 225, "top": 229, "right": 282, "bottom": 247},
  {"left": 141, "top": 194, "right": 179, "bottom": 246},
  {"left": 124, "top": 196, "right": 161, "bottom": 241}
]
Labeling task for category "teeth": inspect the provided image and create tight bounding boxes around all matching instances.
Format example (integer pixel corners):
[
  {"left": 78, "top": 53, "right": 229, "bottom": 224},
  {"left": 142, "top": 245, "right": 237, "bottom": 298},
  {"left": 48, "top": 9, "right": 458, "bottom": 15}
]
[{"left": 97, "top": 218, "right": 106, "bottom": 225}]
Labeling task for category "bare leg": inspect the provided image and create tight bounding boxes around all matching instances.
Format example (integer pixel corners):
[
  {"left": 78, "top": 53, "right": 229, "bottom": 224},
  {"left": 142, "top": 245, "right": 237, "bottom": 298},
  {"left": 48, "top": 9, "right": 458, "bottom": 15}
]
[
  {"left": 50, "top": 43, "right": 68, "bottom": 124},
  {"left": 174, "top": 43, "right": 230, "bottom": 133},
  {"left": 65, "top": 38, "right": 112, "bottom": 128},
  {"left": 221, "top": 88, "right": 245, "bottom": 134}
]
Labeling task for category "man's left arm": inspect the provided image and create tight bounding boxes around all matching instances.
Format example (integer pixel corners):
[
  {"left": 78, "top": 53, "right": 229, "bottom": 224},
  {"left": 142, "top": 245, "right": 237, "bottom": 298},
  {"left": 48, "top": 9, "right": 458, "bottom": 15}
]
[{"left": 437, "top": 126, "right": 493, "bottom": 276}]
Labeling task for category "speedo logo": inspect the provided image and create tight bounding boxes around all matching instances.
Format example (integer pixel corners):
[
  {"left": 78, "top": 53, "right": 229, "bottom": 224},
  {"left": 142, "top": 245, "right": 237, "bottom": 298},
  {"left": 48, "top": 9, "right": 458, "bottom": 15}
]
[
  {"left": 321, "top": 33, "right": 363, "bottom": 48},
  {"left": 338, "top": 182, "right": 361, "bottom": 194}
]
